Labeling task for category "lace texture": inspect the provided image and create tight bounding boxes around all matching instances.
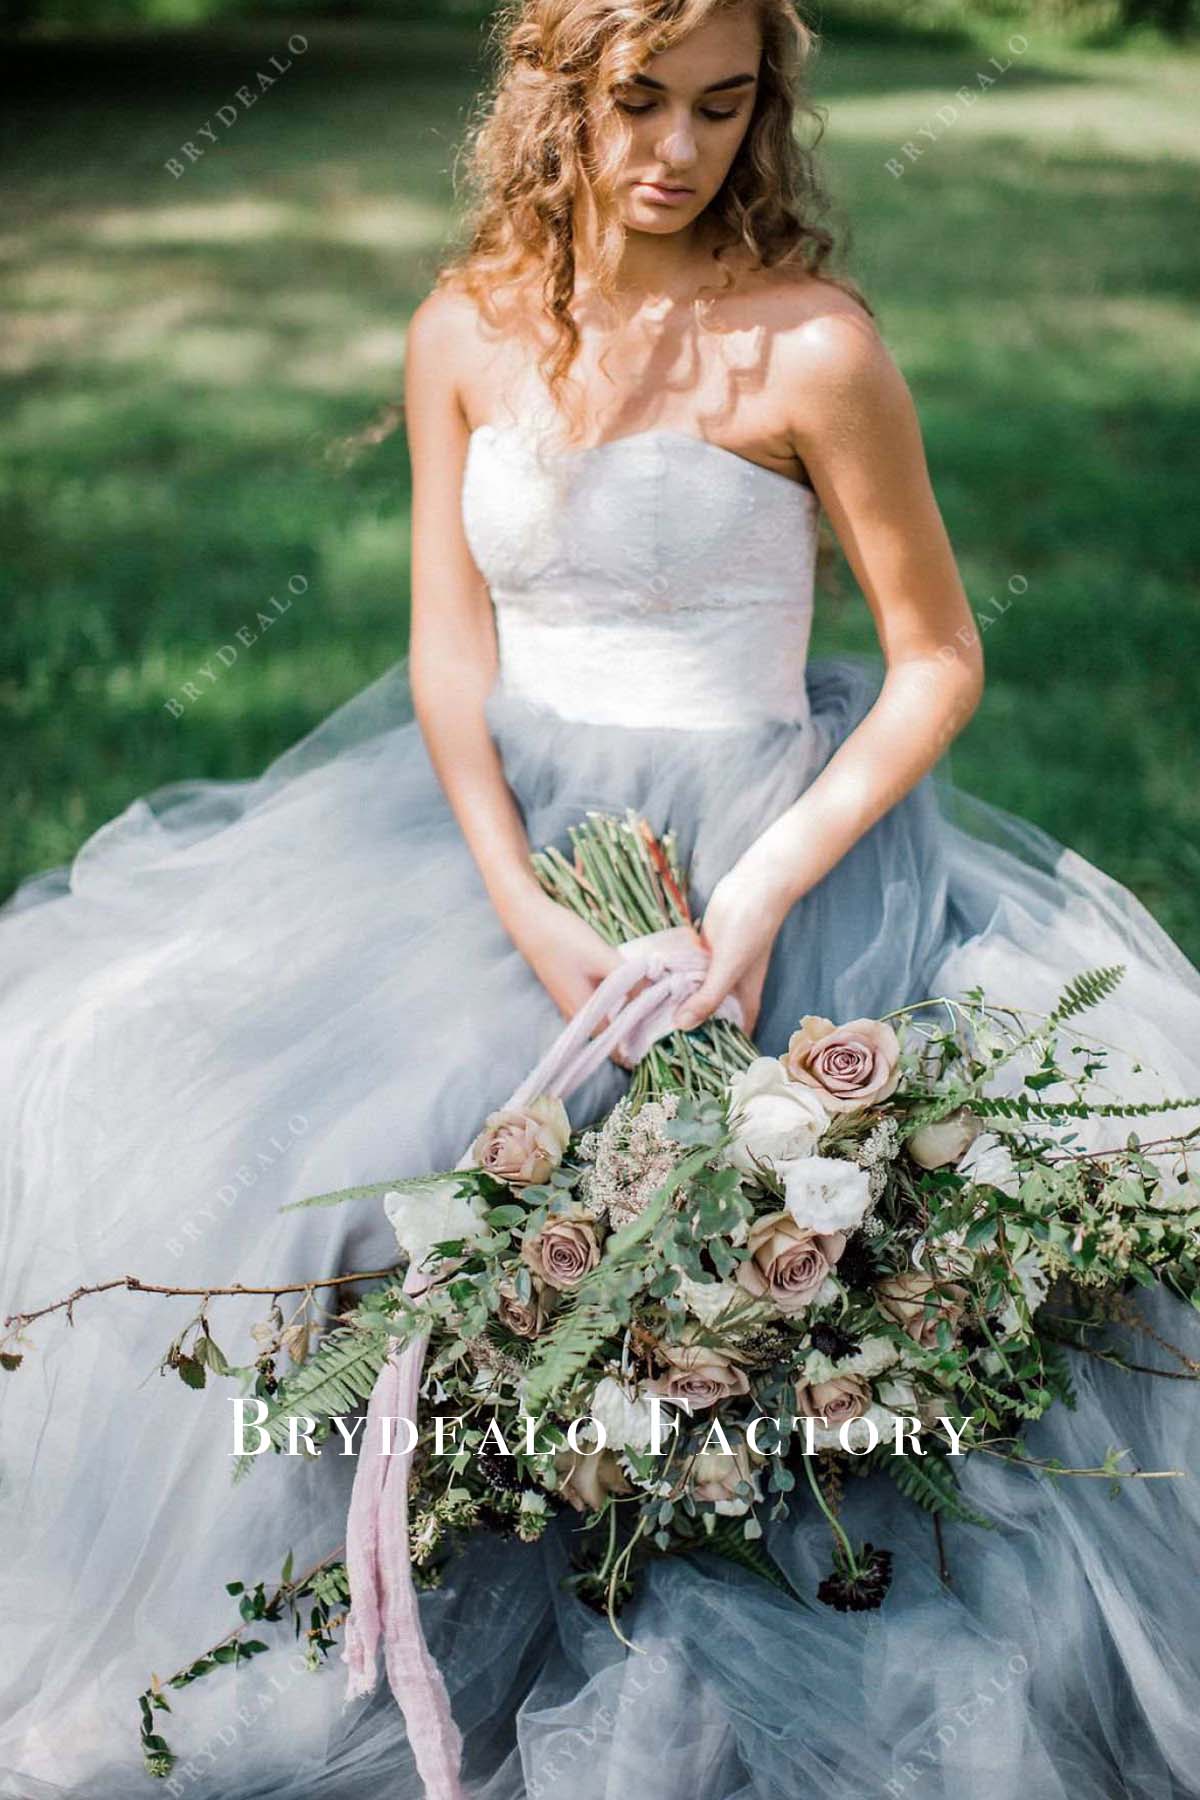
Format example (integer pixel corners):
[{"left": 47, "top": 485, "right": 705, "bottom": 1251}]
[{"left": 462, "top": 421, "right": 820, "bottom": 731}]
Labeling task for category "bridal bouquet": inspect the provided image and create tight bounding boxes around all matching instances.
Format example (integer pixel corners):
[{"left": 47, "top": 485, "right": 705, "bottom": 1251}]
[
  {"left": 6, "top": 814, "right": 1200, "bottom": 1785},
  {"left": 226, "top": 812, "right": 1200, "bottom": 1626}
]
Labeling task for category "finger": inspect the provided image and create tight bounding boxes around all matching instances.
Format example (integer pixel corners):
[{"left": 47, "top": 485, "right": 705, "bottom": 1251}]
[{"left": 674, "top": 966, "right": 733, "bottom": 1034}]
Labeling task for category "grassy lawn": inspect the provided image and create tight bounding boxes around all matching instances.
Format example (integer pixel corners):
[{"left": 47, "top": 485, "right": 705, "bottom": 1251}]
[{"left": 2, "top": 13, "right": 1197, "bottom": 959}]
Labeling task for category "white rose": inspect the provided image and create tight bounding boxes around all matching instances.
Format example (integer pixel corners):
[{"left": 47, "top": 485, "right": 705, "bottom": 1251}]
[
  {"left": 782, "top": 1155, "right": 872, "bottom": 1234},
  {"left": 725, "top": 1058, "right": 829, "bottom": 1177},
  {"left": 589, "top": 1376, "right": 656, "bottom": 1452},
  {"left": 957, "top": 1131, "right": 1021, "bottom": 1198},
  {"left": 383, "top": 1180, "right": 492, "bottom": 1274}
]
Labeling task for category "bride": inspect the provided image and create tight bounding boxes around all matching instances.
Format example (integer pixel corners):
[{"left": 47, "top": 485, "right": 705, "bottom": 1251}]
[{"left": 3, "top": 0, "right": 1199, "bottom": 1796}]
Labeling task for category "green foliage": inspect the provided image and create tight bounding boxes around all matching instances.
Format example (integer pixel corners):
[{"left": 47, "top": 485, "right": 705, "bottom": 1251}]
[
  {"left": 875, "top": 1449, "right": 996, "bottom": 1529},
  {"left": 693, "top": 1516, "right": 807, "bottom": 1602},
  {"left": 1046, "top": 966, "right": 1127, "bottom": 1028},
  {"left": 230, "top": 1311, "right": 396, "bottom": 1481}
]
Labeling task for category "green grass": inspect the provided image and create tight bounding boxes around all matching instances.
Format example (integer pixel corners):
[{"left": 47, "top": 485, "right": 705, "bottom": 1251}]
[{"left": 2, "top": 14, "right": 1197, "bottom": 959}]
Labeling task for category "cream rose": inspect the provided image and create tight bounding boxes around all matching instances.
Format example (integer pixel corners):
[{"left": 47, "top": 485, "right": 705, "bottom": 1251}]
[
  {"left": 676, "top": 1273, "right": 747, "bottom": 1327},
  {"left": 725, "top": 1057, "right": 829, "bottom": 1176},
  {"left": 736, "top": 1211, "right": 847, "bottom": 1315},
  {"left": 520, "top": 1210, "right": 600, "bottom": 1291},
  {"left": 957, "top": 1130, "right": 1021, "bottom": 1198},
  {"left": 875, "top": 1270, "right": 968, "bottom": 1349},
  {"left": 906, "top": 1108, "right": 984, "bottom": 1170},
  {"left": 551, "top": 1445, "right": 632, "bottom": 1514},
  {"left": 688, "top": 1442, "right": 763, "bottom": 1516},
  {"left": 590, "top": 1376, "right": 656, "bottom": 1452},
  {"left": 469, "top": 1094, "right": 571, "bottom": 1188},
  {"left": 783, "top": 1156, "right": 872, "bottom": 1234},
  {"left": 645, "top": 1341, "right": 751, "bottom": 1410},
  {"left": 783, "top": 1015, "right": 902, "bottom": 1114},
  {"left": 383, "top": 1180, "right": 492, "bottom": 1275}
]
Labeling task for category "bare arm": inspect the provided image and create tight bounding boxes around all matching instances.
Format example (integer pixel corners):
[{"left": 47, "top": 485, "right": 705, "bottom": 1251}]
[
  {"left": 744, "top": 306, "right": 983, "bottom": 901},
  {"left": 404, "top": 291, "right": 627, "bottom": 1038},
  {"left": 676, "top": 303, "right": 984, "bottom": 1032},
  {"left": 404, "top": 290, "right": 546, "bottom": 928}
]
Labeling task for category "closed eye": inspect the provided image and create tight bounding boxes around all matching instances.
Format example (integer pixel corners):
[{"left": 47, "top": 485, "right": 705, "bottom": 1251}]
[{"left": 616, "top": 100, "right": 742, "bottom": 121}]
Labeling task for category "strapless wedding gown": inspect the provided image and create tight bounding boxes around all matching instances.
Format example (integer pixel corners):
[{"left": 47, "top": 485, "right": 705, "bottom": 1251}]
[{"left": 2, "top": 419, "right": 1200, "bottom": 1800}]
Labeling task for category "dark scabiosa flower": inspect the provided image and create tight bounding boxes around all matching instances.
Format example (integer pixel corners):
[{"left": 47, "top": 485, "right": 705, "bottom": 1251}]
[
  {"left": 817, "top": 1543, "right": 894, "bottom": 1612},
  {"left": 809, "top": 1321, "right": 859, "bottom": 1363},
  {"left": 830, "top": 1235, "right": 881, "bottom": 1292}
]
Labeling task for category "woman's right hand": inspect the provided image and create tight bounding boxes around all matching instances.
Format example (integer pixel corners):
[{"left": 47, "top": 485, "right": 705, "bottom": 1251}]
[{"left": 506, "top": 891, "right": 638, "bottom": 1070}]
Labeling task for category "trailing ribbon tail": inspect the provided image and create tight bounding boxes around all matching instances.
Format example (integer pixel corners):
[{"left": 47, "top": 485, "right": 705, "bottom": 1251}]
[{"left": 340, "top": 923, "right": 743, "bottom": 1798}]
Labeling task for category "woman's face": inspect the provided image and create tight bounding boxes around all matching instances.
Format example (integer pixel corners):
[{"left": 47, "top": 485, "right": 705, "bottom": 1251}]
[{"left": 597, "top": 5, "right": 763, "bottom": 234}]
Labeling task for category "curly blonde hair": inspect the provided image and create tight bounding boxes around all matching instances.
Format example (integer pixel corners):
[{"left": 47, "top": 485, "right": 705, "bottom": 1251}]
[{"left": 434, "top": 0, "right": 865, "bottom": 428}]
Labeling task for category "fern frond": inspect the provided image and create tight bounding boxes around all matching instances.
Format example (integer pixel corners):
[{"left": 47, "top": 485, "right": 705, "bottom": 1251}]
[
  {"left": 692, "top": 1518, "right": 807, "bottom": 1603},
  {"left": 973, "top": 1092, "right": 1200, "bottom": 1121},
  {"left": 231, "top": 1316, "right": 396, "bottom": 1483},
  {"left": 875, "top": 1450, "right": 995, "bottom": 1529},
  {"left": 1046, "top": 966, "right": 1126, "bottom": 1028}
]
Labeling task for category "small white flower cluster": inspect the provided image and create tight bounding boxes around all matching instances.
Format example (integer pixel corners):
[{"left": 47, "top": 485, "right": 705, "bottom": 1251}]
[
  {"left": 577, "top": 1092, "right": 682, "bottom": 1228},
  {"left": 848, "top": 1114, "right": 902, "bottom": 1205}
]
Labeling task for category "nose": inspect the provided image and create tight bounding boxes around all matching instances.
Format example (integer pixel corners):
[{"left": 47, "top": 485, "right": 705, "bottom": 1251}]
[{"left": 654, "top": 111, "right": 698, "bottom": 171}]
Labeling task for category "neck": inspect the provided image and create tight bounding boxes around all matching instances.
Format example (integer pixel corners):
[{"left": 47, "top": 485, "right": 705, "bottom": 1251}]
[{"left": 572, "top": 201, "right": 717, "bottom": 317}]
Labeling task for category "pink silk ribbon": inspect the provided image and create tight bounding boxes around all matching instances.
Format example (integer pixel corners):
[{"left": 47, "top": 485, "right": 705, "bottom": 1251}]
[{"left": 341, "top": 924, "right": 744, "bottom": 1798}]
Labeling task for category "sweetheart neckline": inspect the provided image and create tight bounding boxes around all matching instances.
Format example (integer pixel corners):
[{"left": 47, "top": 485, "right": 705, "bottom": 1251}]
[{"left": 466, "top": 420, "right": 818, "bottom": 504}]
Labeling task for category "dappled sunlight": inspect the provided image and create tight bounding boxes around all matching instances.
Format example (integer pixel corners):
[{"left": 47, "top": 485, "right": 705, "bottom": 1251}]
[
  {"left": 828, "top": 73, "right": 1200, "bottom": 164},
  {"left": 3, "top": 17, "right": 1198, "bottom": 959},
  {"left": 82, "top": 192, "right": 448, "bottom": 250}
]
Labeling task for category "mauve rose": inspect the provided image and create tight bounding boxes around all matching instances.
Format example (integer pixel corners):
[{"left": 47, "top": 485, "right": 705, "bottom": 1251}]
[
  {"left": 736, "top": 1211, "right": 847, "bottom": 1315},
  {"left": 793, "top": 1372, "right": 871, "bottom": 1427},
  {"left": 783, "top": 1015, "right": 902, "bottom": 1114},
  {"left": 469, "top": 1094, "right": 571, "bottom": 1188},
  {"left": 688, "top": 1443, "right": 762, "bottom": 1516},
  {"left": 520, "top": 1211, "right": 600, "bottom": 1291},
  {"left": 875, "top": 1270, "right": 968, "bottom": 1348},
  {"left": 552, "top": 1445, "right": 632, "bottom": 1514},
  {"left": 645, "top": 1342, "right": 751, "bottom": 1409},
  {"left": 906, "top": 1108, "right": 984, "bottom": 1170},
  {"left": 497, "top": 1275, "right": 553, "bottom": 1338}
]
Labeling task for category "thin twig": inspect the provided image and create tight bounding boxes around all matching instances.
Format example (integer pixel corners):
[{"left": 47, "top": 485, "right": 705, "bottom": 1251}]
[{"left": 4, "top": 1267, "right": 400, "bottom": 1334}]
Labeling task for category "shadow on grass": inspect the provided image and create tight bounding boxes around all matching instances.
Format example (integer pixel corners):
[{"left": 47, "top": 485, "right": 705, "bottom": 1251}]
[{"left": 2, "top": 19, "right": 1197, "bottom": 956}]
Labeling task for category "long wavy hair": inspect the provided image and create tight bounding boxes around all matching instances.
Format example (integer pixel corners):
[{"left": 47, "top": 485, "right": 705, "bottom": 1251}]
[
  {"left": 342, "top": 0, "right": 867, "bottom": 597},
  {"left": 431, "top": 0, "right": 867, "bottom": 433}
]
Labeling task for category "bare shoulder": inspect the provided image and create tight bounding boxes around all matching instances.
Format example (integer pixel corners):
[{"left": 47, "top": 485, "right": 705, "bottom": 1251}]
[
  {"left": 737, "top": 269, "right": 917, "bottom": 460},
  {"left": 404, "top": 280, "right": 485, "bottom": 408},
  {"left": 406, "top": 275, "right": 532, "bottom": 429},
  {"left": 757, "top": 271, "right": 897, "bottom": 389}
]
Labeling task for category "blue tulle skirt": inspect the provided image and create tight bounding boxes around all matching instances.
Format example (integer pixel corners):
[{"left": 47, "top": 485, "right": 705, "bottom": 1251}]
[{"left": 2, "top": 653, "right": 1200, "bottom": 1800}]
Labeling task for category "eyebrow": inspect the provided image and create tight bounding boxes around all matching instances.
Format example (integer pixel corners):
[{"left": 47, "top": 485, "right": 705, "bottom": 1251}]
[{"left": 627, "top": 72, "right": 758, "bottom": 94}]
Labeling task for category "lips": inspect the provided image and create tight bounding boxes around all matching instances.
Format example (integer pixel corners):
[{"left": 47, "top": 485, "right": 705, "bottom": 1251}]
[{"left": 637, "top": 181, "right": 695, "bottom": 199}]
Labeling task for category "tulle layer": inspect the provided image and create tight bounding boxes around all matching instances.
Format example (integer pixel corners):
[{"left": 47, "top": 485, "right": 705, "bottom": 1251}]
[{"left": 2, "top": 653, "right": 1200, "bottom": 1799}]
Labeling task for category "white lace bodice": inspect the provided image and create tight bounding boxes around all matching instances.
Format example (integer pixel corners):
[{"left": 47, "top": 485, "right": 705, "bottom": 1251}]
[{"left": 461, "top": 420, "right": 821, "bottom": 732}]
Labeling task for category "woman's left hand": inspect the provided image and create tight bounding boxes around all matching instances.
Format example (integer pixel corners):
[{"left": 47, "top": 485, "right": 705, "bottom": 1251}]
[{"left": 672, "top": 863, "right": 796, "bottom": 1039}]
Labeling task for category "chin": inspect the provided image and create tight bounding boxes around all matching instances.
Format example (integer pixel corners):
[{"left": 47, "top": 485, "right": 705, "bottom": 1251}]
[{"left": 621, "top": 197, "right": 706, "bottom": 234}]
